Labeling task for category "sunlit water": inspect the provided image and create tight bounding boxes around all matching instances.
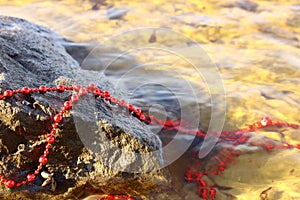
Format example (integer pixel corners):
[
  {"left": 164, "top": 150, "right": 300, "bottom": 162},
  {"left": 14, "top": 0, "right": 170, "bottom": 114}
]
[{"left": 0, "top": 0, "right": 299, "bottom": 199}]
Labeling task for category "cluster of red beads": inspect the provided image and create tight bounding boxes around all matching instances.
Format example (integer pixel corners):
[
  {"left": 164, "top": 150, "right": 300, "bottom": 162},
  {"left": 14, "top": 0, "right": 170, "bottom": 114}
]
[
  {"left": 0, "top": 84, "right": 299, "bottom": 200},
  {"left": 185, "top": 147, "right": 240, "bottom": 199},
  {"left": 184, "top": 116, "right": 300, "bottom": 199}
]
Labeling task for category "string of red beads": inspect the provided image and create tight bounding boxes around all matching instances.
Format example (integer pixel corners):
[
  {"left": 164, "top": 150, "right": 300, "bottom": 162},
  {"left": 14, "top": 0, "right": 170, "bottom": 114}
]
[
  {"left": 0, "top": 84, "right": 144, "bottom": 192},
  {"left": 0, "top": 84, "right": 299, "bottom": 200},
  {"left": 0, "top": 84, "right": 143, "bottom": 200}
]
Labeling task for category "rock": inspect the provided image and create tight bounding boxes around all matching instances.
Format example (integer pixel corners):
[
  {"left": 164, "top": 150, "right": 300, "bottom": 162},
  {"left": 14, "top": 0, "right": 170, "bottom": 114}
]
[
  {"left": 225, "top": 0, "right": 259, "bottom": 12},
  {"left": 107, "top": 8, "right": 129, "bottom": 20},
  {"left": 0, "top": 16, "right": 172, "bottom": 199},
  {"left": 235, "top": 0, "right": 258, "bottom": 12}
]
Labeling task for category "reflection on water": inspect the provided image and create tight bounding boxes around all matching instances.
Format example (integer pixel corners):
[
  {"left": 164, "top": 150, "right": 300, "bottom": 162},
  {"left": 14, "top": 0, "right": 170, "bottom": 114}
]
[{"left": 0, "top": 0, "right": 299, "bottom": 199}]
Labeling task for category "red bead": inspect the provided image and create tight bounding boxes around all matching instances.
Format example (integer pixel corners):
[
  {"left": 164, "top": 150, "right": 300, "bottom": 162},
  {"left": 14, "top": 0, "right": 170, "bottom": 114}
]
[
  {"left": 38, "top": 85, "right": 47, "bottom": 93},
  {"left": 119, "top": 99, "right": 126, "bottom": 107},
  {"left": 46, "top": 144, "right": 51, "bottom": 149},
  {"left": 71, "top": 95, "right": 79, "bottom": 102},
  {"left": 21, "top": 87, "right": 31, "bottom": 95},
  {"left": 210, "top": 189, "right": 216, "bottom": 197},
  {"left": 134, "top": 108, "right": 141, "bottom": 116},
  {"left": 46, "top": 135, "right": 55, "bottom": 144},
  {"left": 5, "top": 180, "right": 15, "bottom": 188},
  {"left": 75, "top": 85, "right": 82, "bottom": 91},
  {"left": 21, "top": 180, "right": 27, "bottom": 185},
  {"left": 87, "top": 83, "right": 96, "bottom": 92},
  {"left": 39, "top": 155, "right": 48, "bottom": 165},
  {"left": 27, "top": 174, "right": 35, "bottom": 182},
  {"left": 3, "top": 90, "right": 13, "bottom": 98},
  {"left": 104, "top": 91, "right": 110, "bottom": 98},
  {"left": 110, "top": 97, "right": 118, "bottom": 104},
  {"left": 199, "top": 179, "right": 207, "bottom": 186},
  {"left": 89, "top": 83, "right": 96, "bottom": 88},
  {"left": 78, "top": 88, "right": 87, "bottom": 96},
  {"left": 57, "top": 84, "right": 65, "bottom": 93},
  {"left": 54, "top": 114, "right": 62, "bottom": 123},
  {"left": 63, "top": 101, "right": 72, "bottom": 110},
  {"left": 127, "top": 104, "right": 134, "bottom": 111},
  {"left": 1, "top": 178, "right": 7, "bottom": 183},
  {"left": 140, "top": 114, "right": 146, "bottom": 121},
  {"left": 16, "top": 183, "right": 21, "bottom": 187},
  {"left": 201, "top": 189, "right": 208, "bottom": 199},
  {"left": 93, "top": 89, "right": 102, "bottom": 97},
  {"left": 265, "top": 143, "right": 274, "bottom": 151}
]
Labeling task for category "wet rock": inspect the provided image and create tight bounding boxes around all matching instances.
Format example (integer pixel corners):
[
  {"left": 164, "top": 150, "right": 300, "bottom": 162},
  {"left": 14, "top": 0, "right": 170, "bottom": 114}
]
[
  {"left": 0, "top": 16, "right": 172, "bottom": 199},
  {"left": 226, "top": 0, "right": 259, "bottom": 12},
  {"left": 89, "top": 0, "right": 109, "bottom": 11},
  {"left": 107, "top": 8, "right": 129, "bottom": 20},
  {"left": 236, "top": 0, "right": 258, "bottom": 12}
]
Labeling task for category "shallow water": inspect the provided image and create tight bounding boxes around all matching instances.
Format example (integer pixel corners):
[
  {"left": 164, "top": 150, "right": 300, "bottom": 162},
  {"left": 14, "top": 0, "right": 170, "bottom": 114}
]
[{"left": 0, "top": 0, "right": 299, "bottom": 199}]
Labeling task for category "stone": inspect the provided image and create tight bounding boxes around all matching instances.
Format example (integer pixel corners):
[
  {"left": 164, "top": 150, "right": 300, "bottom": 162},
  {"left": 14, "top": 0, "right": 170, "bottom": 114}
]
[
  {"left": 107, "top": 8, "right": 129, "bottom": 20},
  {"left": 224, "top": 0, "right": 259, "bottom": 12},
  {"left": 235, "top": 0, "right": 258, "bottom": 12},
  {"left": 0, "top": 16, "right": 173, "bottom": 199}
]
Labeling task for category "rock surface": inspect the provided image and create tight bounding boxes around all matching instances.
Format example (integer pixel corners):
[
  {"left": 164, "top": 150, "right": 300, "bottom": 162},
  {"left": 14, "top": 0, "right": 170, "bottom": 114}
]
[{"left": 0, "top": 16, "right": 173, "bottom": 199}]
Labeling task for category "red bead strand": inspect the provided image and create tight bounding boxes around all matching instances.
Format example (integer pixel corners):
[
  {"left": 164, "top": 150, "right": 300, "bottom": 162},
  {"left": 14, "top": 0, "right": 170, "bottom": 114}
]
[
  {"left": 3, "top": 90, "right": 13, "bottom": 98},
  {"left": 0, "top": 84, "right": 299, "bottom": 200}
]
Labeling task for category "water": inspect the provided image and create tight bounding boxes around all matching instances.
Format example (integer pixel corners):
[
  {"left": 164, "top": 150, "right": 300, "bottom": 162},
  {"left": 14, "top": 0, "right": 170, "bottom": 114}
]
[{"left": 0, "top": 0, "right": 299, "bottom": 199}]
